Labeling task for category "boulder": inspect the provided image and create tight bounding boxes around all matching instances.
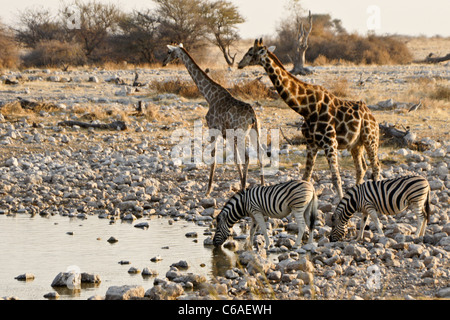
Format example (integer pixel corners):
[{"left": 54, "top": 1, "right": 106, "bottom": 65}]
[{"left": 105, "top": 285, "right": 145, "bottom": 300}]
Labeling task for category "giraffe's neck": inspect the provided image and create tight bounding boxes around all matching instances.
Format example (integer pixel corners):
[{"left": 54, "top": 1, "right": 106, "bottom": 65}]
[
  {"left": 177, "top": 48, "right": 230, "bottom": 104},
  {"left": 262, "top": 52, "right": 318, "bottom": 117}
]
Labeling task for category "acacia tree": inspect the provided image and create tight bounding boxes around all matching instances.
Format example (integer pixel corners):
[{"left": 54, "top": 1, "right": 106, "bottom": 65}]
[
  {"left": 114, "top": 9, "right": 161, "bottom": 64},
  {"left": 204, "top": 0, "right": 245, "bottom": 66},
  {"left": 60, "top": 0, "right": 123, "bottom": 60},
  {"left": 16, "top": 7, "right": 66, "bottom": 48},
  {"left": 154, "top": 0, "right": 206, "bottom": 49}
]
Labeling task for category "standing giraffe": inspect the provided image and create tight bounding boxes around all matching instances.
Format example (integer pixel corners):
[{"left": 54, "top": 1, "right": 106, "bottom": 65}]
[
  {"left": 163, "top": 43, "right": 264, "bottom": 195},
  {"left": 238, "top": 39, "right": 380, "bottom": 199}
]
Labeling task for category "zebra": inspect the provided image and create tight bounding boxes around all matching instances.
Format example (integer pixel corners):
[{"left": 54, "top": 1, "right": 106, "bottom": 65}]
[
  {"left": 213, "top": 180, "right": 318, "bottom": 249},
  {"left": 329, "top": 175, "right": 432, "bottom": 242}
]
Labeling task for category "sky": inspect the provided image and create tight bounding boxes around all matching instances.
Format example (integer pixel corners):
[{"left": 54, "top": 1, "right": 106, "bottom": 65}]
[{"left": 1, "top": 0, "right": 449, "bottom": 38}]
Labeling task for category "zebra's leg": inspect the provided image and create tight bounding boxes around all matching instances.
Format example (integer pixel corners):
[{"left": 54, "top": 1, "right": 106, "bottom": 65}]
[
  {"left": 412, "top": 204, "right": 427, "bottom": 237},
  {"left": 248, "top": 220, "right": 257, "bottom": 250},
  {"left": 206, "top": 137, "right": 217, "bottom": 196},
  {"left": 252, "top": 212, "right": 271, "bottom": 249},
  {"left": 357, "top": 211, "right": 370, "bottom": 241},
  {"left": 302, "top": 145, "right": 318, "bottom": 182},
  {"left": 293, "top": 209, "right": 307, "bottom": 248},
  {"left": 367, "top": 208, "right": 384, "bottom": 236}
]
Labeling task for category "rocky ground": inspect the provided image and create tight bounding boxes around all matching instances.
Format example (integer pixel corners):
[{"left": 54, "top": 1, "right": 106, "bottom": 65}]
[{"left": 0, "top": 60, "right": 449, "bottom": 300}]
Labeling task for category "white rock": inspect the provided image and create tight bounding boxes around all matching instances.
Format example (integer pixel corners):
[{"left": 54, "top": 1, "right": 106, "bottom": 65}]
[{"left": 105, "top": 285, "right": 145, "bottom": 300}]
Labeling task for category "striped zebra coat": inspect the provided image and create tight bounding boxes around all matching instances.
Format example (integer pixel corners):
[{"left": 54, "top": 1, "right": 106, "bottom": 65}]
[
  {"left": 213, "top": 180, "right": 318, "bottom": 249},
  {"left": 329, "top": 175, "right": 431, "bottom": 242}
]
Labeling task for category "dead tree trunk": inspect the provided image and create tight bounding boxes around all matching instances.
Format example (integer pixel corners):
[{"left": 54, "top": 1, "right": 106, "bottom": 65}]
[
  {"left": 379, "top": 122, "right": 429, "bottom": 151},
  {"left": 58, "top": 120, "right": 127, "bottom": 131},
  {"left": 424, "top": 53, "right": 450, "bottom": 64},
  {"left": 290, "top": 11, "right": 313, "bottom": 76}
]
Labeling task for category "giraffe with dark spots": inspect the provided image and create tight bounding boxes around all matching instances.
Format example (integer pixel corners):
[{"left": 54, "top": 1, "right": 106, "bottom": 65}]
[
  {"left": 163, "top": 44, "right": 265, "bottom": 196},
  {"left": 238, "top": 39, "right": 380, "bottom": 199}
]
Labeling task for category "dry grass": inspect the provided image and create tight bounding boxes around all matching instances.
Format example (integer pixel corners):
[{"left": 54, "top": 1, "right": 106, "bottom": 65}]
[
  {"left": 230, "top": 79, "right": 275, "bottom": 100},
  {"left": 329, "top": 78, "right": 351, "bottom": 98},
  {"left": 149, "top": 77, "right": 201, "bottom": 99}
]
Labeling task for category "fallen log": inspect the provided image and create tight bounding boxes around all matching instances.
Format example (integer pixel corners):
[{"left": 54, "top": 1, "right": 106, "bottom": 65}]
[
  {"left": 423, "top": 53, "right": 450, "bottom": 64},
  {"left": 379, "top": 122, "right": 429, "bottom": 151},
  {"left": 58, "top": 120, "right": 127, "bottom": 131}
]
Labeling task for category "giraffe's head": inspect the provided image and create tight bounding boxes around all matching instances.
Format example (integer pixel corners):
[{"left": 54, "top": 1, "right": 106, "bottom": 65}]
[
  {"left": 162, "top": 43, "right": 183, "bottom": 67},
  {"left": 237, "top": 38, "right": 276, "bottom": 69}
]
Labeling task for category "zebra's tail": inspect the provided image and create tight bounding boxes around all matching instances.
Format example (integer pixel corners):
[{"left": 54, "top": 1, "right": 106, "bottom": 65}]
[
  {"left": 306, "top": 191, "right": 318, "bottom": 232},
  {"left": 425, "top": 187, "right": 432, "bottom": 223}
]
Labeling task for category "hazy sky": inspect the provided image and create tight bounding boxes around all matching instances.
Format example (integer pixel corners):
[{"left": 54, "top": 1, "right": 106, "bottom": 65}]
[{"left": 1, "top": 0, "right": 449, "bottom": 37}]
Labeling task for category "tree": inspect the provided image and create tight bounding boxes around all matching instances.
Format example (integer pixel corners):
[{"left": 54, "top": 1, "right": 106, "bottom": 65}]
[
  {"left": 290, "top": 10, "right": 313, "bottom": 75},
  {"left": 204, "top": 0, "right": 245, "bottom": 66},
  {"left": 16, "top": 7, "right": 66, "bottom": 48},
  {"left": 0, "top": 21, "right": 19, "bottom": 68},
  {"left": 114, "top": 9, "right": 162, "bottom": 64},
  {"left": 154, "top": 0, "right": 206, "bottom": 49},
  {"left": 60, "top": 0, "right": 123, "bottom": 60}
]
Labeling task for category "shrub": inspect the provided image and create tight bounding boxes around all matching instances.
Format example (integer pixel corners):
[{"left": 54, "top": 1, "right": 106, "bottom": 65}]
[
  {"left": 0, "top": 24, "right": 19, "bottom": 69},
  {"left": 150, "top": 78, "right": 201, "bottom": 99},
  {"left": 306, "top": 34, "right": 413, "bottom": 65},
  {"left": 22, "top": 40, "right": 86, "bottom": 68},
  {"left": 230, "top": 79, "right": 275, "bottom": 100}
]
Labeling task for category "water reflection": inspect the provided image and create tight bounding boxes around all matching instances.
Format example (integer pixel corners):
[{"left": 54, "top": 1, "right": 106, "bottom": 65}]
[
  {"left": 0, "top": 213, "right": 220, "bottom": 300},
  {"left": 211, "top": 246, "right": 237, "bottom": 277}
]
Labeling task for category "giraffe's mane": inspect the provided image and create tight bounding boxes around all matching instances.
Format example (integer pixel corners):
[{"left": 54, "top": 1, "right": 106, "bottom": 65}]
[{"left": 267, "top": 50, "right": 341, "bottom": 100}]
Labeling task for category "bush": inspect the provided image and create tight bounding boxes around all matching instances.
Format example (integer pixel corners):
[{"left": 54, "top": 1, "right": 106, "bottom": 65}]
[
  {"left": 22, "top": 40, "right": 86, "bottom": 68},
  {"left": 306, "top": 34, "right": 413, "bottom": 65},
  {"left": 0, "top": 24, "right": 19, "bottom": 69},
  {"left": 150, "top": 78, "right": 201, "bottom": 99}
]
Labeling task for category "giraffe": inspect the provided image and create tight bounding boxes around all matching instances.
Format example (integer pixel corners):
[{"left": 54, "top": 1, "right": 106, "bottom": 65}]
[
  {"left": 162, "top": 43, "right": 265, "bottom": 195},
  {"left": 238, "top": 39, "right": 380, "bottom": 199}
]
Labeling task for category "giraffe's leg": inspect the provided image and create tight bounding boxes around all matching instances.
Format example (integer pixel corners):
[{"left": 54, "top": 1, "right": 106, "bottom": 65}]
[
  {"left": 302, "top": 145, "right": 318, "bottom": 182},
  {"left": 363, "top": 130, "right": 381, "bottom": 182},
  {"left": 256, "top": 131, "right": 265, "bottom": 186},
  {"left": 324, "top": 146, "right": 344, "bottom": 199},
  {"left": 233, "top": 138, "right": 245, "bottom": 189},
  {"left": 205, "top": 137, "right": 217, "bottom": 196},
  {"left": 242, "top": 147, "right": 249, "bottom": 190},
  {"left": 351, "top": 144, "right": 366, "bottom": 185}
]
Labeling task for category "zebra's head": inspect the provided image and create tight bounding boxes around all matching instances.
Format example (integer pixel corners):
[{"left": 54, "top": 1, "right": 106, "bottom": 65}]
[
  {"left": 329, "top": 189, "right": 358, "bottom": 242},
  {"left": 213, "top": 191, "right": 246, "bottom": 247},
  {"left": 329, "top": 212, "right": 347, "bottom": 242},
  {"left": 213, "top": 210, "right": 230, "bottom": 246}
]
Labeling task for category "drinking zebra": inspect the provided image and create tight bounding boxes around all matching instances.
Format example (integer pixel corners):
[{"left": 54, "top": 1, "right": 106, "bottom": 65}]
[
  {"left": 329, "top": 175, "right": 431, "bottom": 242},
  {"left": 213, "top": 180, "right": 318, "bottom": 249}
]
